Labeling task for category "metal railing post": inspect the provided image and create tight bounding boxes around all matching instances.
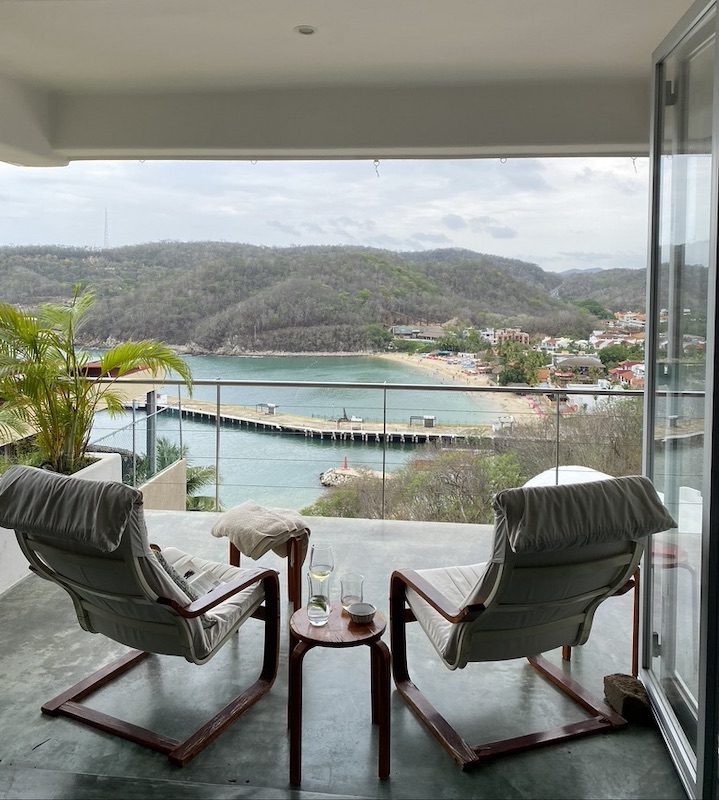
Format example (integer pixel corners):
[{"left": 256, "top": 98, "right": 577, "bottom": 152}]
[
  {"left": 382, "top": 384, "right": 387, "bottom": 520},
  {"left": 554, "top": 391, "right": 561, "bottom": 485},
  {"left": 177, "top": 385, "right": 183, "bottom": 452},
  {"left": 131, "top": 399, "right": 137, "bottom": 487},
  {"left": 146, "top": 390, "right": 157, "bottom": 477},
  {"left": 215, "top": 382, "right": 221, "bottom": 512}
]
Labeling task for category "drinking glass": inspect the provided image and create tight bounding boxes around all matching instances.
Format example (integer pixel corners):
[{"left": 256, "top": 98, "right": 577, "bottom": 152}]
[
  {"left": 340, "top": 572, "right": 364, "bottom": 611},
  {"left": 309, "top": 543, "right": 334, "bottom": 582},
  {"left": 306, "top": 573, "right": 331, "bottom": 626}
]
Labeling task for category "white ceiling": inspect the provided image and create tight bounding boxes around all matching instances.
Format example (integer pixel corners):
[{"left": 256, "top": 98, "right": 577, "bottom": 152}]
[{"left": 0, "top": 0, "right": 699, "bottom": 165}]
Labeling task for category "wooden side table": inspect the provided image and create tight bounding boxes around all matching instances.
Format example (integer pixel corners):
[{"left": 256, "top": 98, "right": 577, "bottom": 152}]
[{"left": 288, "top": 604, "right": 391, "bottom": 786}]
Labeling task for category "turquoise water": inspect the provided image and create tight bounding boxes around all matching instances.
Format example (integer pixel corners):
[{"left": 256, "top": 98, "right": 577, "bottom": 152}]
[
  {"left": 172, "top": 353, "right": 499, "bottom": 424},
  {"left": 92, "top": 354, "right": 504, "bottom": 511}
]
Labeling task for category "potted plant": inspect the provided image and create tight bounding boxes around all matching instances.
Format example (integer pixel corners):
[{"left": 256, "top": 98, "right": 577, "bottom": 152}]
[{"left": 0, "top": 286, "right": 193, "bottom": 475}]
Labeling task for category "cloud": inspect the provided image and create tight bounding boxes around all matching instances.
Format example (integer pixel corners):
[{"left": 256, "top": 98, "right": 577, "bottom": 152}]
[
  {"left": 470, "top": 215, "right": 518, "bottom": 239},
  {"left": 267, "top": 220, "right": 302, "bottom": 237},
  {"left": 442, "top": 213, "right": 467, "bottom": 230},
  {"left": 411, "top": 232, "right": 452, "bottom": 244},
  {"left": 559, "top": 250, "right": 617, "bottom": 262}
]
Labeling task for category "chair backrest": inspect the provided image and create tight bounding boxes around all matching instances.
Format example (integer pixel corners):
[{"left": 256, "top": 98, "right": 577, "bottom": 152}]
[
  {"left": 0, "top": 465, "right": 206, "bottom": 661},
  {"left": 449, "top": 475, "right": 676, "bottom": 667}
]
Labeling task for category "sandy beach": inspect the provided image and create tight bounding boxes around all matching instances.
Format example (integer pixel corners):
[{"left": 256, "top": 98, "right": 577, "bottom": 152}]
[{"left": 374, "top": 351, "right": 547, "bottom": 421}]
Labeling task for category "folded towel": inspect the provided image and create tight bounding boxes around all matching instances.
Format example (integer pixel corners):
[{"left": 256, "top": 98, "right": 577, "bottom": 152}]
[{"left": 211, "top": 500, "right": 311, "bottom": 562}]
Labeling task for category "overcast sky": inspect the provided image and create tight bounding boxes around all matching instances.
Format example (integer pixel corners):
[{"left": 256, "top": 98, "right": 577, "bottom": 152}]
[{"left": 0, "top": 156, "right": 650, "bottom": 273}]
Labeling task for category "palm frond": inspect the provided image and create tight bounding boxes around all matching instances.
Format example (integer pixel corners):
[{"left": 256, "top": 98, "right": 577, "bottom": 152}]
[
  {"left": 186, "top": 464, "right": 217, "bottom": 495},
  {"left": 100, "top": 341, "right": 192, "bottom": 390}
]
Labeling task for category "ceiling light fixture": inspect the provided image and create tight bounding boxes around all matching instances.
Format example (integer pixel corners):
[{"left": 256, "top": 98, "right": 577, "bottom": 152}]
[{"left": 294, "top": 24, "right": 316, "bottom": 35}]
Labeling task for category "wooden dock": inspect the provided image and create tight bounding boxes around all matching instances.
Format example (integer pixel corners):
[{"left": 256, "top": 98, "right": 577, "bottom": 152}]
[{"left": 147, "top": 397, "right": 491, "bottom": 445}]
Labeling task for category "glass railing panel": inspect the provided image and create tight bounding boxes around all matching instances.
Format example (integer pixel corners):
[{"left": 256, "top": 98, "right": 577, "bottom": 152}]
[
  {"left": 92, "top": 379, "right": 644, "bottom": 525},
  {"left": 555, "top": 391, "right": 644, "bottom": 479}
]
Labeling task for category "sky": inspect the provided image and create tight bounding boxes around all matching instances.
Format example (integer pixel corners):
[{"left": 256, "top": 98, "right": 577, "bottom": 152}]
[{"left": 0, "top": 156, "right": 650, "bottom": 273}]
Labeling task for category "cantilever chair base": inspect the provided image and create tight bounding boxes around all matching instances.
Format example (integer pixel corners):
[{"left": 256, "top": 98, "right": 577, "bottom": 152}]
[
  {"left": 41, "top": 596, "right": 279, "bottom": 766},
  {"left": 0, "top": 465, "right": 284, "bottom": 767},
  {"left": 393, "top": 639, "right": 627, "bottom": 770},
  {"left": 388, "top": 476, "right": 677, "bottom": 770}
]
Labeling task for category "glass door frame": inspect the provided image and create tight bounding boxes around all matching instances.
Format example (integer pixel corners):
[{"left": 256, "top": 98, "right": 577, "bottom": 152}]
[{"left": 643, "top": 1, "right": 719, "bottom": 797}]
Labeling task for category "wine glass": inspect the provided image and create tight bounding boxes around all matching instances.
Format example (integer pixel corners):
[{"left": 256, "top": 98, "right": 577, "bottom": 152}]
[{"left": 309, "top": 543, "right": 334, "bottom": 582}]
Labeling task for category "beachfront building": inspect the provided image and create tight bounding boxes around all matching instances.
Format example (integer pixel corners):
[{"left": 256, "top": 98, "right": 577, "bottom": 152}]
[
  {"left": 494, "top": 327, "right": 530, "bottom": 346},
  {"left": 0, "top": 2, "right": 718, "bottom": 798}
]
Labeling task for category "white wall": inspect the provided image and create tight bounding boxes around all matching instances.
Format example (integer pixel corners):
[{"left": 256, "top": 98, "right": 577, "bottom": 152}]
[{"left": 139, "top": 459, "right": 187, "bottom": 511}]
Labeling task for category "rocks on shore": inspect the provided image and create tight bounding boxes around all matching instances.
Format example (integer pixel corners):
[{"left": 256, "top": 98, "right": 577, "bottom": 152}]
[{"left": 319, "top": 460, "right": 384, "bottom": 487}]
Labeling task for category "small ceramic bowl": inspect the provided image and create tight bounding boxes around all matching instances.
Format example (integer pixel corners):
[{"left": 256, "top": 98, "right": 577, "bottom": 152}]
[{"left": 348, "top": 602, "right": 376, "bottom": 624}]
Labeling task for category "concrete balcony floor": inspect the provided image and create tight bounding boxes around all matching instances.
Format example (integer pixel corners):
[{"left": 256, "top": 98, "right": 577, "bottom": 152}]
[{"left": 0, "top": 512, "right": 686, "bottom": 800}]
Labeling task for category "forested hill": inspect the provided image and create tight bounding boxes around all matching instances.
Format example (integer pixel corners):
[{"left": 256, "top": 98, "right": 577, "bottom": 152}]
[{"left": 0, "top": 242, "right": 660, "bottom": 353}]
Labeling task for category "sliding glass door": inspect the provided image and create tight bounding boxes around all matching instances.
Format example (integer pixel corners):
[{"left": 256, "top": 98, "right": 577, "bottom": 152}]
[{"left": 645, "top": 2, "right": 718, "bottom": 796}]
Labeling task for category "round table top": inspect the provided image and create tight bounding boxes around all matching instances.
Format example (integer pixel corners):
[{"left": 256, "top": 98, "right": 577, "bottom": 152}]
[{"left": 290, "top": 603, "right": 386, "bottom": 647}]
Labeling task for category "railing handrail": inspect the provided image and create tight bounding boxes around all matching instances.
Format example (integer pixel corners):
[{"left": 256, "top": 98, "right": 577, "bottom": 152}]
[{"left": 100, "top": 375, "right": 650, "bottom": 398}]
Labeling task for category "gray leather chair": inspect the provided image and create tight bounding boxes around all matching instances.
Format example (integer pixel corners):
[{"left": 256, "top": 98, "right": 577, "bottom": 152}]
[{"left": 0, "top": 465, "right": 280, "bottom": 765}]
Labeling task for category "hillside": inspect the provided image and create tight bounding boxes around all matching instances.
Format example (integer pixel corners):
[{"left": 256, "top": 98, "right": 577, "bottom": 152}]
[
  {"left": 553, "top": 267, "right": 648, "bottom": 309},
  {"left": 0, "top": 242, "right": 662, "bottom": 353}
]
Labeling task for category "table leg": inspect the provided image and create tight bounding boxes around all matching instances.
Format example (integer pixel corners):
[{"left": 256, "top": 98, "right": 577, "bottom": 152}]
[
  {"left": 287, "top": 537, "right": 302, "bottom": 613},
  {"left": 369, "top": 640, "right": 391, "bottom": 780},
  {"left": 288, "top": 639, "right": 312, "bottom": 786}
]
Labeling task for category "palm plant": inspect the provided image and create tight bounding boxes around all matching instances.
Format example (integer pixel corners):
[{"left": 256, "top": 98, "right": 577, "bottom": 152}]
[{"left": 0, "top": 286, "right": 193, "bottom": 474}]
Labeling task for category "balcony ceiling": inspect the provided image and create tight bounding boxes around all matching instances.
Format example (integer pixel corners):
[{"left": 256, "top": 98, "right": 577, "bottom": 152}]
[{"left": 0, "top": 0, "right": 697, "bottom": 165}]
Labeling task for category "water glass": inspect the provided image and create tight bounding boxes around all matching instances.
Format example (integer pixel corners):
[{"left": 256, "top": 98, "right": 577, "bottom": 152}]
[
  {"left": 306, "top": 573, "right": 330, "bottom": 626},
  {"left": 309, "top": 543, "right": 334, "bottom": 582},
  {"left": 340, "top": 572, "right": 365, "bottom": 611}
]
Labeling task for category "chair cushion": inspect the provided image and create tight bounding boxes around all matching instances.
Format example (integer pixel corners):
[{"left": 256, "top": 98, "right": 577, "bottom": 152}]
[
  {"left": 151, "top": 547, "right": 217, "bottom": 629},
  {"left": 0, "top": 464, "right": 140, "bottom": 552},
  {"left": 158, "top": 547, "right": 266, "bottom": 658},
  {"left": 406, "top": 563, "right": 486, "bottom": 669},
  {"left": 493, "top": 475, "right": 677, "bottom": 554}
]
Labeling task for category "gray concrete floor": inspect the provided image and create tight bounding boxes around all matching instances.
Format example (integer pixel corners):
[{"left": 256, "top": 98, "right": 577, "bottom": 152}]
[{"left": 0, "top": 512, "right": 687, "bottom": 800}]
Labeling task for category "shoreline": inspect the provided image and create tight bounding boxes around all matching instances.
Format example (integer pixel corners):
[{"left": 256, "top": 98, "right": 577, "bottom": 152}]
[
  {"left": 102, "top": 342, "right": 547, "bottom": 421},
  {"left": 373, "top": 352, "right": 544, "bottom": 419}
]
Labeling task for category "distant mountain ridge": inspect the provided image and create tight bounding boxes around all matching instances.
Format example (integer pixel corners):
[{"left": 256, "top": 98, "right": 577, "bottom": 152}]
[{"left": 0, "top": 242, "right": 685, "bottom": 353}]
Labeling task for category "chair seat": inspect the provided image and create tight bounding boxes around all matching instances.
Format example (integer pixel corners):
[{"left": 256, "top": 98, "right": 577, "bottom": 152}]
[
  {"left": 161, "top": 547, "right": 266, "bottom": 659},
  {"left": 406, "top": 563, "right": 486, "bottom": 668}
]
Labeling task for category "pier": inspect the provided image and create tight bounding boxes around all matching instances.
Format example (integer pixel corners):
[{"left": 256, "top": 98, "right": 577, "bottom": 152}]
[{"left": 140, "top": 397, "right": 492, "bottom": 445}]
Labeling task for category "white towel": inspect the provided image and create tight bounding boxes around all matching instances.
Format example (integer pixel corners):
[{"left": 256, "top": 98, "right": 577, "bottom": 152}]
[{"left": 211, "top": 500, "right": 311, "bottom": 561}]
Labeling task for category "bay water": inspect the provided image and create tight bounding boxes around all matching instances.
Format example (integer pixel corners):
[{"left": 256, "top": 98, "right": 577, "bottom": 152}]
[{"left": 92, "top": 354, "right": 506, "bottom": 511}]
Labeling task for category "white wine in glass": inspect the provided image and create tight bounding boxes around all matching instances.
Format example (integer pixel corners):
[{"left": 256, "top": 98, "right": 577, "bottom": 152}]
[{"left": 309, "top": 543, "right": 334, "bottom": 582}]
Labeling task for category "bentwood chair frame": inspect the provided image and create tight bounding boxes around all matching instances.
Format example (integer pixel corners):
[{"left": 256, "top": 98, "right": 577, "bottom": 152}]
[
  {"left": 390, "top": 475, "right": 677, "bottom": 770},
  {"left": 0, "top": 465, "right": 281, "bottom": 766}
]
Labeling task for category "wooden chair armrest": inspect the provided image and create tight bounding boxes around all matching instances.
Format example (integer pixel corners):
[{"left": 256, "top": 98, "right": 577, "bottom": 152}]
[
  {"left": 158, "top": 567, "right": 279, "bottom": 618},
  {"left": 391, "top": 569, "right": 483, "bottom": 623}
]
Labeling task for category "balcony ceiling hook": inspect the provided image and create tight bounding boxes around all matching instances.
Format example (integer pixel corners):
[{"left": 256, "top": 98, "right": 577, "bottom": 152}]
[
  {"left": 373, "top": 158, "right": 380, "bottom": 178},
  {"left": 499, "top": 157, "right": 507, "bottom": 164}
]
